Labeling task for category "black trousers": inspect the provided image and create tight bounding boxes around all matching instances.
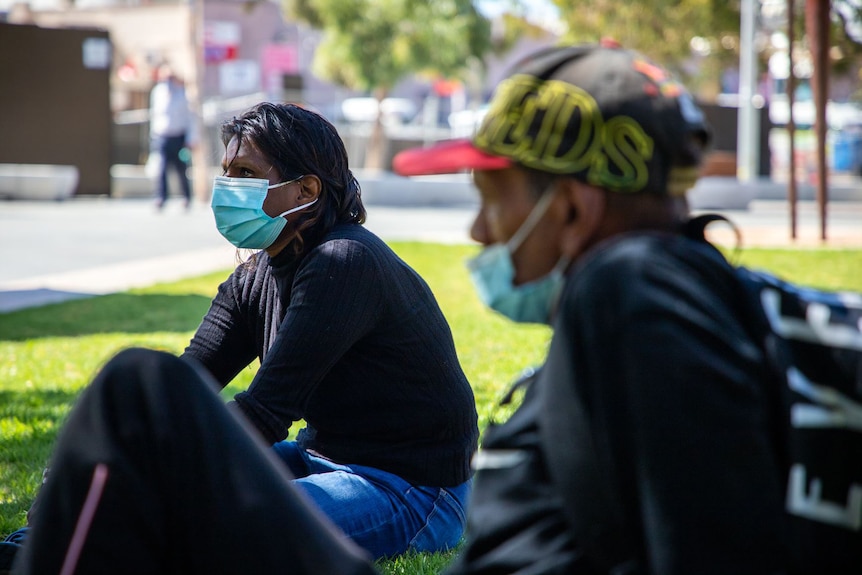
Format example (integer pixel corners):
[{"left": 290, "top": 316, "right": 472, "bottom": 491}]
[
  {"left": 14, "top": 348, "right": 377, "bottom": 575},
  {"left": 153, "top": 134, "right": 191, "bottom": 204}
]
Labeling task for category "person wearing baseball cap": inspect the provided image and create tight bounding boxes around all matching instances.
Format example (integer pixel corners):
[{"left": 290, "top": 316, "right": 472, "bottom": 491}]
[
  {"left": 395, "top": 44, "right": 792, "bottom": 573},
  {"left": 394, "top": 42, "right": 711, "bottom": 326}
]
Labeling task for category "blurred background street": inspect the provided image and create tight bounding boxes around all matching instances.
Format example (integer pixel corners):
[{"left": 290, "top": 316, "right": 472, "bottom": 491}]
[
  {"left": 1, "top": 0, "right": 861, "bottom": 312},
  {"left": 1, "top": 189, "right": 860, "bottom": 313}
]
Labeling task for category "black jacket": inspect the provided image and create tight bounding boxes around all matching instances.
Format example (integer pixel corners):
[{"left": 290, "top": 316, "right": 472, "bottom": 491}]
[
  {"left": 452, "top": 232, "right": 790, "bottom": 574},
  {"left": 541, "top": 232, "right": 787, "bottom": 573}
]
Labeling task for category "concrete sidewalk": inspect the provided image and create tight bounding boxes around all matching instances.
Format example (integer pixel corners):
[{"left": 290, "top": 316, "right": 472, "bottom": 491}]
[
  {"left": 1, "top": 177, "right": 860, "bottom": 313},
  {"left": 0, "top": 198, "right": 479, "bottom": 313},
  {"left": 695, "top": 199, "right": 862, "bottom": 249}
]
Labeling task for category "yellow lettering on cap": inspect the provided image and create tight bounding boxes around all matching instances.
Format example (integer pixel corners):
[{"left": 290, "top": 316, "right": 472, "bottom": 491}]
[
  {"left": 477, "top": 77, "right": 537, "bottom": 154},
  {"left": 476, "top": 74, "right": 655, "bottom": 193},
  {"left": 588, "top": 116, "right": 653, "bottom": 190},
  {"left": 533, "top": 80, "right": 602, "bottom": 172}
]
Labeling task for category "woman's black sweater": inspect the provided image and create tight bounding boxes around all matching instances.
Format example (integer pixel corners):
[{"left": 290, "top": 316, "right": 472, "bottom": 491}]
[{"left": 183, "top": 223, "right": 478, "bottom": 487}]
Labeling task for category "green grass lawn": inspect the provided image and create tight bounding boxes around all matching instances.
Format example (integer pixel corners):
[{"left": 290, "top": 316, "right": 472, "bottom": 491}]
[{"left": 1, "top": 242, "right": 860, "bottom": 574}]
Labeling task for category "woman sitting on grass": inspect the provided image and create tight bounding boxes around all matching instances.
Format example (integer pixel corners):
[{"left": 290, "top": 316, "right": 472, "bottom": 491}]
[
  {"left": 186, "top": 102, "right": 478, "bottom": 559},
  {"left": 11, "top": 102, "right": 478, "bottom": 570}
]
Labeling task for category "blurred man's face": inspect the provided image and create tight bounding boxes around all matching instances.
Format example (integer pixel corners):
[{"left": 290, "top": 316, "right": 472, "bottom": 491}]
[{"left": 470, "top": 167, "right": 566, "bottom": 286}]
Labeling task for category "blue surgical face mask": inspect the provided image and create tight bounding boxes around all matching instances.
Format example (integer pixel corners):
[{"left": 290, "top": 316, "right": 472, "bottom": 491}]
[
  {"left": 211, "top": 175, "right": 318, "bottom": 249},
  {"left": 467, "top": 187, "right": 569, "bottom": 325}
]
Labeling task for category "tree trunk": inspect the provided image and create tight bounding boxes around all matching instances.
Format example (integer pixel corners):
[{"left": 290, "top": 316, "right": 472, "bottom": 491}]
[
  {"left": 364, "top": 87, "right": 388, "bottom": 171},
  {"left": 805, "top": 0, "right": 830, "bottom": 241}
]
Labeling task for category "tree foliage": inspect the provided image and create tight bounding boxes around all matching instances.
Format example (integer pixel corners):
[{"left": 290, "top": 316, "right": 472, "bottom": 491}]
[
  {"left": 283, "top": 0, "right": 491, "bottom": 169},
  {"left": 549, "top": 0, "right": 741, "bottom": 63},
  {"left": 549, "top": 0, "right": 741, "bottom": 78},
  {"left": 283, "top": 0, "right": 491, "bottom": 93},
  {"left": 547, "top": 0, "right": 861, "bottom": 95},
  {"left": 833, "top": 0, "right": 862, "bottom": 45},
  {"left": 825, "top": 0, "right": 862, "bottom": 76}
]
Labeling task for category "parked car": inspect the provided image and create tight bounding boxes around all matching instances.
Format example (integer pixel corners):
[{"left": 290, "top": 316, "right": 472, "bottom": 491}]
[
  {"left": 447, "top": 105, "right": 488, "bottom": 138},
  {"left": 341, "top": 97, "right": 418, "bottom": 126},
  {"left": 768, "top": 77, "right": 862, "bottom": 130}
]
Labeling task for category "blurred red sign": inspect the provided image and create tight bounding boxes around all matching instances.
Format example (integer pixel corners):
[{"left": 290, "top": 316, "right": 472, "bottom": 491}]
[{"left": 204, "top": 21, "right": 240, "bottom": 64}]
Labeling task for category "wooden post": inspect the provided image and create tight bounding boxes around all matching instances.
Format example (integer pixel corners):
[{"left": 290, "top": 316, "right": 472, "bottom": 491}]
[
  {"left": 805, "top": 0, "right": 830, "bottom": 241},
  {"left": 787, "top": 0, "right": 798, "bottom": 239}
]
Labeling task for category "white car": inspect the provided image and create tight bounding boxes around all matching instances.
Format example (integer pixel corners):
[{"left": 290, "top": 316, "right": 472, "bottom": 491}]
[
  {"left": 447, "top": 105, "right": 488, "bottom": 138},
  {"left": 341, "top": 97, "right": 417, "bottom": 125},
  {"left": 769, "top": 95, "right": 862, "bottom": 130}
]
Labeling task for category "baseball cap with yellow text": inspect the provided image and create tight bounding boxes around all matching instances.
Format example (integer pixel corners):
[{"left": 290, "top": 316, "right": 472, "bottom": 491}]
[{"left": 392, "top": 44, "right": 711, "bottom": 196}]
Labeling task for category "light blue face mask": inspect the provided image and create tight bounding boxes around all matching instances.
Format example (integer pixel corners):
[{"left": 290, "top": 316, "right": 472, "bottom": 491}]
[
  {"left": 211, "top": 175, "right": 318, "bottom": 249},
  {"left": 467, "top": 188, "right": 569, "bottom": 325}
]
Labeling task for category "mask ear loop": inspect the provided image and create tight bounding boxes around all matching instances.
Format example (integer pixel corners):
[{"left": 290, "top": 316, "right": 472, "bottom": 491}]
[
  {"left": 268, "top": 175, "right": 318, "bottom": 219},
  {"left": 544, "top": 252, "right": 573, "bottom": 322},
  {"left": 267, "top": 175, "right": 304, "bottom": 190},
  {"left": 505, "top": 184, "right": 558, "bottom": 254},
  {"left": 276, "top": 197, "right": 318, "bottom": 219},
  {"left": 505, "top": 184, "right": 570, "bottom": 323}
]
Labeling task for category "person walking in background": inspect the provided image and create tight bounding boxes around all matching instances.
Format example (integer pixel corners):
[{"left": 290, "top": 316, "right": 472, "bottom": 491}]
[{"left": 148, "top": 63, "right": 194, "bottom": 211}]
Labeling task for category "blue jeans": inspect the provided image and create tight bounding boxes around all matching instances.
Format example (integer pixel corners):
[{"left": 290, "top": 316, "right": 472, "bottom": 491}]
[{"left": 272, "top": 440, "right": 470, "bottom": 559}]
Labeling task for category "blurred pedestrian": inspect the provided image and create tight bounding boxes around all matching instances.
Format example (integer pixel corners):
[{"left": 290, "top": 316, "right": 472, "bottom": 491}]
[{"left": 148, "top": 63, "right": 194, "bottom": 210}]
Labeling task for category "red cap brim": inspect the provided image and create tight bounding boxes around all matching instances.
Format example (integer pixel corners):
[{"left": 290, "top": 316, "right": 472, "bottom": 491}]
[{"left": 392, "top": 139, "right": 512, "bottom": 176}]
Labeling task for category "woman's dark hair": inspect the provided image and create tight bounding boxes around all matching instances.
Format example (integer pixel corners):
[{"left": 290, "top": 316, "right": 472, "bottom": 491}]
[{"left": 221, "top": 102, "right": 366, "bottom": 256}]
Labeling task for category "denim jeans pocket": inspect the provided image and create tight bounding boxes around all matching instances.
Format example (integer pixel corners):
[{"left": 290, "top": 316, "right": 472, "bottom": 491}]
[{"left": 408, "top": 486, "right": 469, "bottom": 553}]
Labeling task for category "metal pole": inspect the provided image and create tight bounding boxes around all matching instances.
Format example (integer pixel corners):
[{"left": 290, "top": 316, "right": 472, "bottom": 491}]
[
  {"left": 805, "top": 0, "right": 830, "bottom": 241},
  {"left": 737, "top": 0, "right": 760, "bottom": 182},
  {"left": 787, "top": 0, "right": 797, "bottom": 239}
]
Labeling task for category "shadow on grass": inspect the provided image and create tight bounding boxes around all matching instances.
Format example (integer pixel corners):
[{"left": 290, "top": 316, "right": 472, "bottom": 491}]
[{"left": 0, "top": 293, "right": 212, "bottom": 341}]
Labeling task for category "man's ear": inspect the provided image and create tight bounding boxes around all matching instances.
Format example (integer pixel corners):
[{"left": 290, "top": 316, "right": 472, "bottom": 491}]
[
  {"left": 558, "top": 179, "right": 606, "bottom": 260},
  {"left": 298, "top": 175, "right": 321, "bottom": 201}
]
